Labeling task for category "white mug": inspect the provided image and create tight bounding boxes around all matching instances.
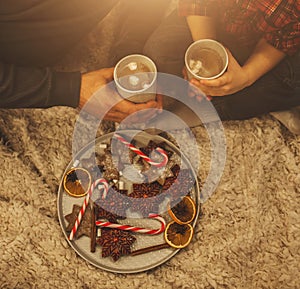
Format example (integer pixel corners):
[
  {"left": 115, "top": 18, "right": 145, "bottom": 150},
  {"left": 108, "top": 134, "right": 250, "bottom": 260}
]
[
  {"left": 185, "top": 39, "right": 228, "bottom": 80},
  {"left": 114, "top": 54, "right": 157, "bottom": 103}
]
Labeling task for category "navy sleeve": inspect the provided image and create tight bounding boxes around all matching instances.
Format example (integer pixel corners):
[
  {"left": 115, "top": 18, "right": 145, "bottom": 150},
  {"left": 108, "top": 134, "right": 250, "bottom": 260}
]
[{"left": 0, "top": 61, "right": 81, "bottom": 108}]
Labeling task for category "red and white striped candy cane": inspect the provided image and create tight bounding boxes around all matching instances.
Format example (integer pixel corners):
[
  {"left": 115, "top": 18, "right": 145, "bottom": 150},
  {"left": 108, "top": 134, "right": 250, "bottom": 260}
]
[
  {"left": 68, "top": 178, "right": 109, "bottom": 241},
  {"left": 95, "top": 213, "right": 166, "bottom": 235},
  {"left": 114, "top": 133, "right": 168, "bottom": 168}
]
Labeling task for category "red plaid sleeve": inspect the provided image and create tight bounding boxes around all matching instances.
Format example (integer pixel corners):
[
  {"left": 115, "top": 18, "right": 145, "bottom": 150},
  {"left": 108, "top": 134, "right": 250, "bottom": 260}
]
[
  {"left": 178, "top": 0, "right": 219, "bottom": 17},
  {"left": 264, "top": 24, "right": 300, "bottom": 55},
  {"left": 257, "top": 0, "right": 300, "bottom": 55}
]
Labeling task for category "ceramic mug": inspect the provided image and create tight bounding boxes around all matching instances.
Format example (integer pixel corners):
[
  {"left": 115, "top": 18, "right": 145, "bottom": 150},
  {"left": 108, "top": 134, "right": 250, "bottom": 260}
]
[
  {"left": 114, "top": 54, "right": 157, "bottom": 103},
  {"left": 185, "top": 39, "right": 228, "bottom": 80}
]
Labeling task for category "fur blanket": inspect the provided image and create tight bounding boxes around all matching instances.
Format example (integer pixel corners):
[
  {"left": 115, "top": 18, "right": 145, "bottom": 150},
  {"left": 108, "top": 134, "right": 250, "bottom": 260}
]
[{"left": 1, "top": 3, "right": 300, "bottom": 288}]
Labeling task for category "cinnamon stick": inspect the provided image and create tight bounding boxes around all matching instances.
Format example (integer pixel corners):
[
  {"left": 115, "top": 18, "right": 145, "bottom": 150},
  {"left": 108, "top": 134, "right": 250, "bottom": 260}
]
[
  {"left": 90, "top": 205, "right": 97, "bottom": 252},
  {"left": 130, "top": 243, "right": 170, "bottom": 256}
]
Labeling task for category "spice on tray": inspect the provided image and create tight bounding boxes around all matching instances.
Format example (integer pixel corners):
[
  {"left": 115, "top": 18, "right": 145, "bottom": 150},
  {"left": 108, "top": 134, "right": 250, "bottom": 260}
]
[
  {"left": 65, "top": 204, "right": 92, "bottom": 239},
  {"left": 68, "top": 178, "right": 109, "bottom": 241},
  {"left": 63, "top": 168, "right": 91, "bottom": 197},
  {"left": 90, "top": 205, "right": 97, "bottom": 252},
  {"left": 162, "top": 164, "right": 180, "bottom": 191},
  {"left": 163, "top": 165, "right": 195, "bottom": 202},
  {"left": 130, "top": 243, "right": 170, "bottom": 256},
  {"left": 164, "top": 221, "right": 194, "bottom": 249},
  {"left": 130, "top": 182, "right": 163, "bottom": 216},
  {"left": 168, "top": 196, "right": 196, "bottom": 225},
  {"left": 97, "top": 228, "right": 136, "bottom": 261}
]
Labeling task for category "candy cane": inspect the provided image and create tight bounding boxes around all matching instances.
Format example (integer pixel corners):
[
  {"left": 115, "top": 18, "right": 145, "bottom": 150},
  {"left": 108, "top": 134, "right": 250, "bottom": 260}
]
[
  {"left": 96, "top": 213, "right": 166, "bottom": 235},
  {"left": 68, "top": 178, "right": 109, "bottom": 241},
  {"left": 114, "top": 133, "right": 168, "bottom": 168}
]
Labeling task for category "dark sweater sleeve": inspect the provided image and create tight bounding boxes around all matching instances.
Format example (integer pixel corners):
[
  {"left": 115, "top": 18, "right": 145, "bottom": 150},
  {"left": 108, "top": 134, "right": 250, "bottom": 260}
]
[{"left": 0, "top": 61, "right": 81, "bottom": 108}]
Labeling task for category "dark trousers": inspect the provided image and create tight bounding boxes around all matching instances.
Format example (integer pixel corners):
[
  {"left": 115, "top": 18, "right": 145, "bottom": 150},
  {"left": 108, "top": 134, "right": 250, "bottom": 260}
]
[
  {"left": 117, "top": 10, "right": 300, "bottom": 121},
  {"left": 0, "top": 0, "right": 119, "bottom": 108},
  {"left": 0, "top": 0, "right": 118, "bottom": 67},
  {"left": 111, "top": 0, "right": 172, "bottom": 64}
]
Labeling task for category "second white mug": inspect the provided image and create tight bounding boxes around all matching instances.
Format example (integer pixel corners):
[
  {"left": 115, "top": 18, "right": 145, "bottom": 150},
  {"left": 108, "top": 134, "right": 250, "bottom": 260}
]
[
  {"left": 185, "top": 39, "right": 228, "bottom": 80},
  {"left": 114, "top": 54, "right": 157, "bottom": 103}
]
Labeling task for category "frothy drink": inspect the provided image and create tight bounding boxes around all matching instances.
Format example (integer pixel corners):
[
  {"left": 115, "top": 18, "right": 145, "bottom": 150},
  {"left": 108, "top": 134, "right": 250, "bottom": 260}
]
[
  {"left": 117, "top": 62, "right": 153, "bottom": 91},
  {"left": 189, "top": 48, "right": 223, "bottom": 78},
  {"left": 185, "top": 39, "right": 228, "bottom": 80},
  {"left": 114, "top": 54, "right": 157, "bottom": 103}
]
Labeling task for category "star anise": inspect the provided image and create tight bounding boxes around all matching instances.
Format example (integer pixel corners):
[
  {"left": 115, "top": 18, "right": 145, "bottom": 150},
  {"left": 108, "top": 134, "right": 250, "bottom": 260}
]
[
  {"left": 130, "top": 182, "right": 164, "bottom": 216},
  {"left": 97, "top": 228, "right": 136, "bottom": 261}
]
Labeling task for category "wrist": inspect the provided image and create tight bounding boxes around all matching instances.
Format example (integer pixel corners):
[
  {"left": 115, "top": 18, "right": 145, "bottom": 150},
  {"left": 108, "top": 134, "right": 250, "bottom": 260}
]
[
  {"left": 242, "top": 65, "right": 256, "bottom": 88},
  {"left": 79, "top": 74, "right": 86, "bottom": 108},
  {"left": 187, "top": 16, "right": 216, "bottom": 41}
]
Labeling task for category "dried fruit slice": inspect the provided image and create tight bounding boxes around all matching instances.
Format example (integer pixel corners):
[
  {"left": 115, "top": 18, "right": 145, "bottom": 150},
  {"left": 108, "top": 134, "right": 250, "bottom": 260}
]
[
  {"left": 164, "top": 221, "right": 193, "bottom": 249},
  {"left": 168, "top": 196, "right": 196, "bottom": 224},
  {"left": 63, "top": 167, "right": 91, "bottom": 197}
]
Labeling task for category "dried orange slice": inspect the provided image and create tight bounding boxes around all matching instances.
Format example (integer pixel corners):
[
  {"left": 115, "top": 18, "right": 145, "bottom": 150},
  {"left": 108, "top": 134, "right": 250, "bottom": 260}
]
[
  {"left": 63, "top": 168, "right": 91, "bottom": 197},
  {"left": 164, "top": 221, "right": 194, "bottom": 249},
  {"left": 168, "top": 196, "right": 196, "bottom": 224}
]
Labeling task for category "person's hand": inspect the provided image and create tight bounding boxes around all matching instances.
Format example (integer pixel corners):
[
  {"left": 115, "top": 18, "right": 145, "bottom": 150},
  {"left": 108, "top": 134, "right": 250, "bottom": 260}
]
[
  {"left": 79, "top": 68, "right": 162, "bottom": 123},
  {"left": 189, "top": 50, "right": 250, "bottom": 97},
  {"left": 104, "top": 94, "right": 163, "bottom": 123},
  {"left": 79, "top": 67, "right": 114, "bottom": 108},
  {"left": 182, "top": 67, "right": 212, "bottom": 101}
]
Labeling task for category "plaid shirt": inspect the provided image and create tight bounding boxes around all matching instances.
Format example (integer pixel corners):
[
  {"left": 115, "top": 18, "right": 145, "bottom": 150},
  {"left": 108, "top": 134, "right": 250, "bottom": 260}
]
[{"left": 178, "top": 0, "right": 300, "bottom": 55}]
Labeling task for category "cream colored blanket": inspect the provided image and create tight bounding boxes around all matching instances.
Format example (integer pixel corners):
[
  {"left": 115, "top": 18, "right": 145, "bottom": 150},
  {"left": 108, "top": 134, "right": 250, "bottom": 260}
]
[{"left": 1, "top": 4, "right": 299, "bottom": 288}]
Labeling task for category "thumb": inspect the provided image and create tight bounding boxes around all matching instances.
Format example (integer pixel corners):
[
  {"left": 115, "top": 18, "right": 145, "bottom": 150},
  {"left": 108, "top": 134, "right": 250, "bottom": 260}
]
[{"left": 99, "top": 67, "right": 115, "bottom": 82}]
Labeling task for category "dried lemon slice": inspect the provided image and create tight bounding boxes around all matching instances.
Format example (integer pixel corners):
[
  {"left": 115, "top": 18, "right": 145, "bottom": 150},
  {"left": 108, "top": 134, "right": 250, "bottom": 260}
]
[
  {"left": 63, "top": 168, "right": 91, "bottom": 197},
  {"left": 168, "top": 196, "right": 196, "bottom": 225},
  {"left": 164, "top": 221, "right": 194, "bottom": 249}
]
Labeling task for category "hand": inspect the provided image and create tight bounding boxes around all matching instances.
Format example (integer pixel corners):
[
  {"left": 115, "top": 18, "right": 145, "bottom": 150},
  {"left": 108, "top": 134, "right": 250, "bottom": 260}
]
[
  {"left": 79, "top": 68, "right": 163, "bottom": 123},
  {"left": 182, "top": 67, "right": 212, "bottom": 101},
  {"left": 189, "top": 50, "right": 250, "bottom": 96},
  {"left": 79, "top": 67, "right": 114, "bottom": 108},
  {"left": 104, "top": 94, "right": 163, "bottom": 123}
]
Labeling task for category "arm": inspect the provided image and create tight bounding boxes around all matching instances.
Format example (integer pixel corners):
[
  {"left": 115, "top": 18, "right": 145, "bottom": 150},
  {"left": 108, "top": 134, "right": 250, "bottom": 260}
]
[
  {"left": 180, "top": 0, "right": 297, "bottom": 97},
  {"left": 191, "top": 38, "right": 286, "bottom": 96},
  {"left": 186, "top": 15, "right": 216, "bottom": 40},
  {"left": 243, "top": 38, "right": 286, "bottom": 86},
  {"left": 79, "top": 68, "right": 163, "bottom": 123},
  {"left": 0, "top": 63, "right": 162, "bottom": 123},
  {"left": 0, "top": 61, "right": 80, "bottom": 108},
  {"left": 178, "top": 0, "right": 217, "bottom": 40}
]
